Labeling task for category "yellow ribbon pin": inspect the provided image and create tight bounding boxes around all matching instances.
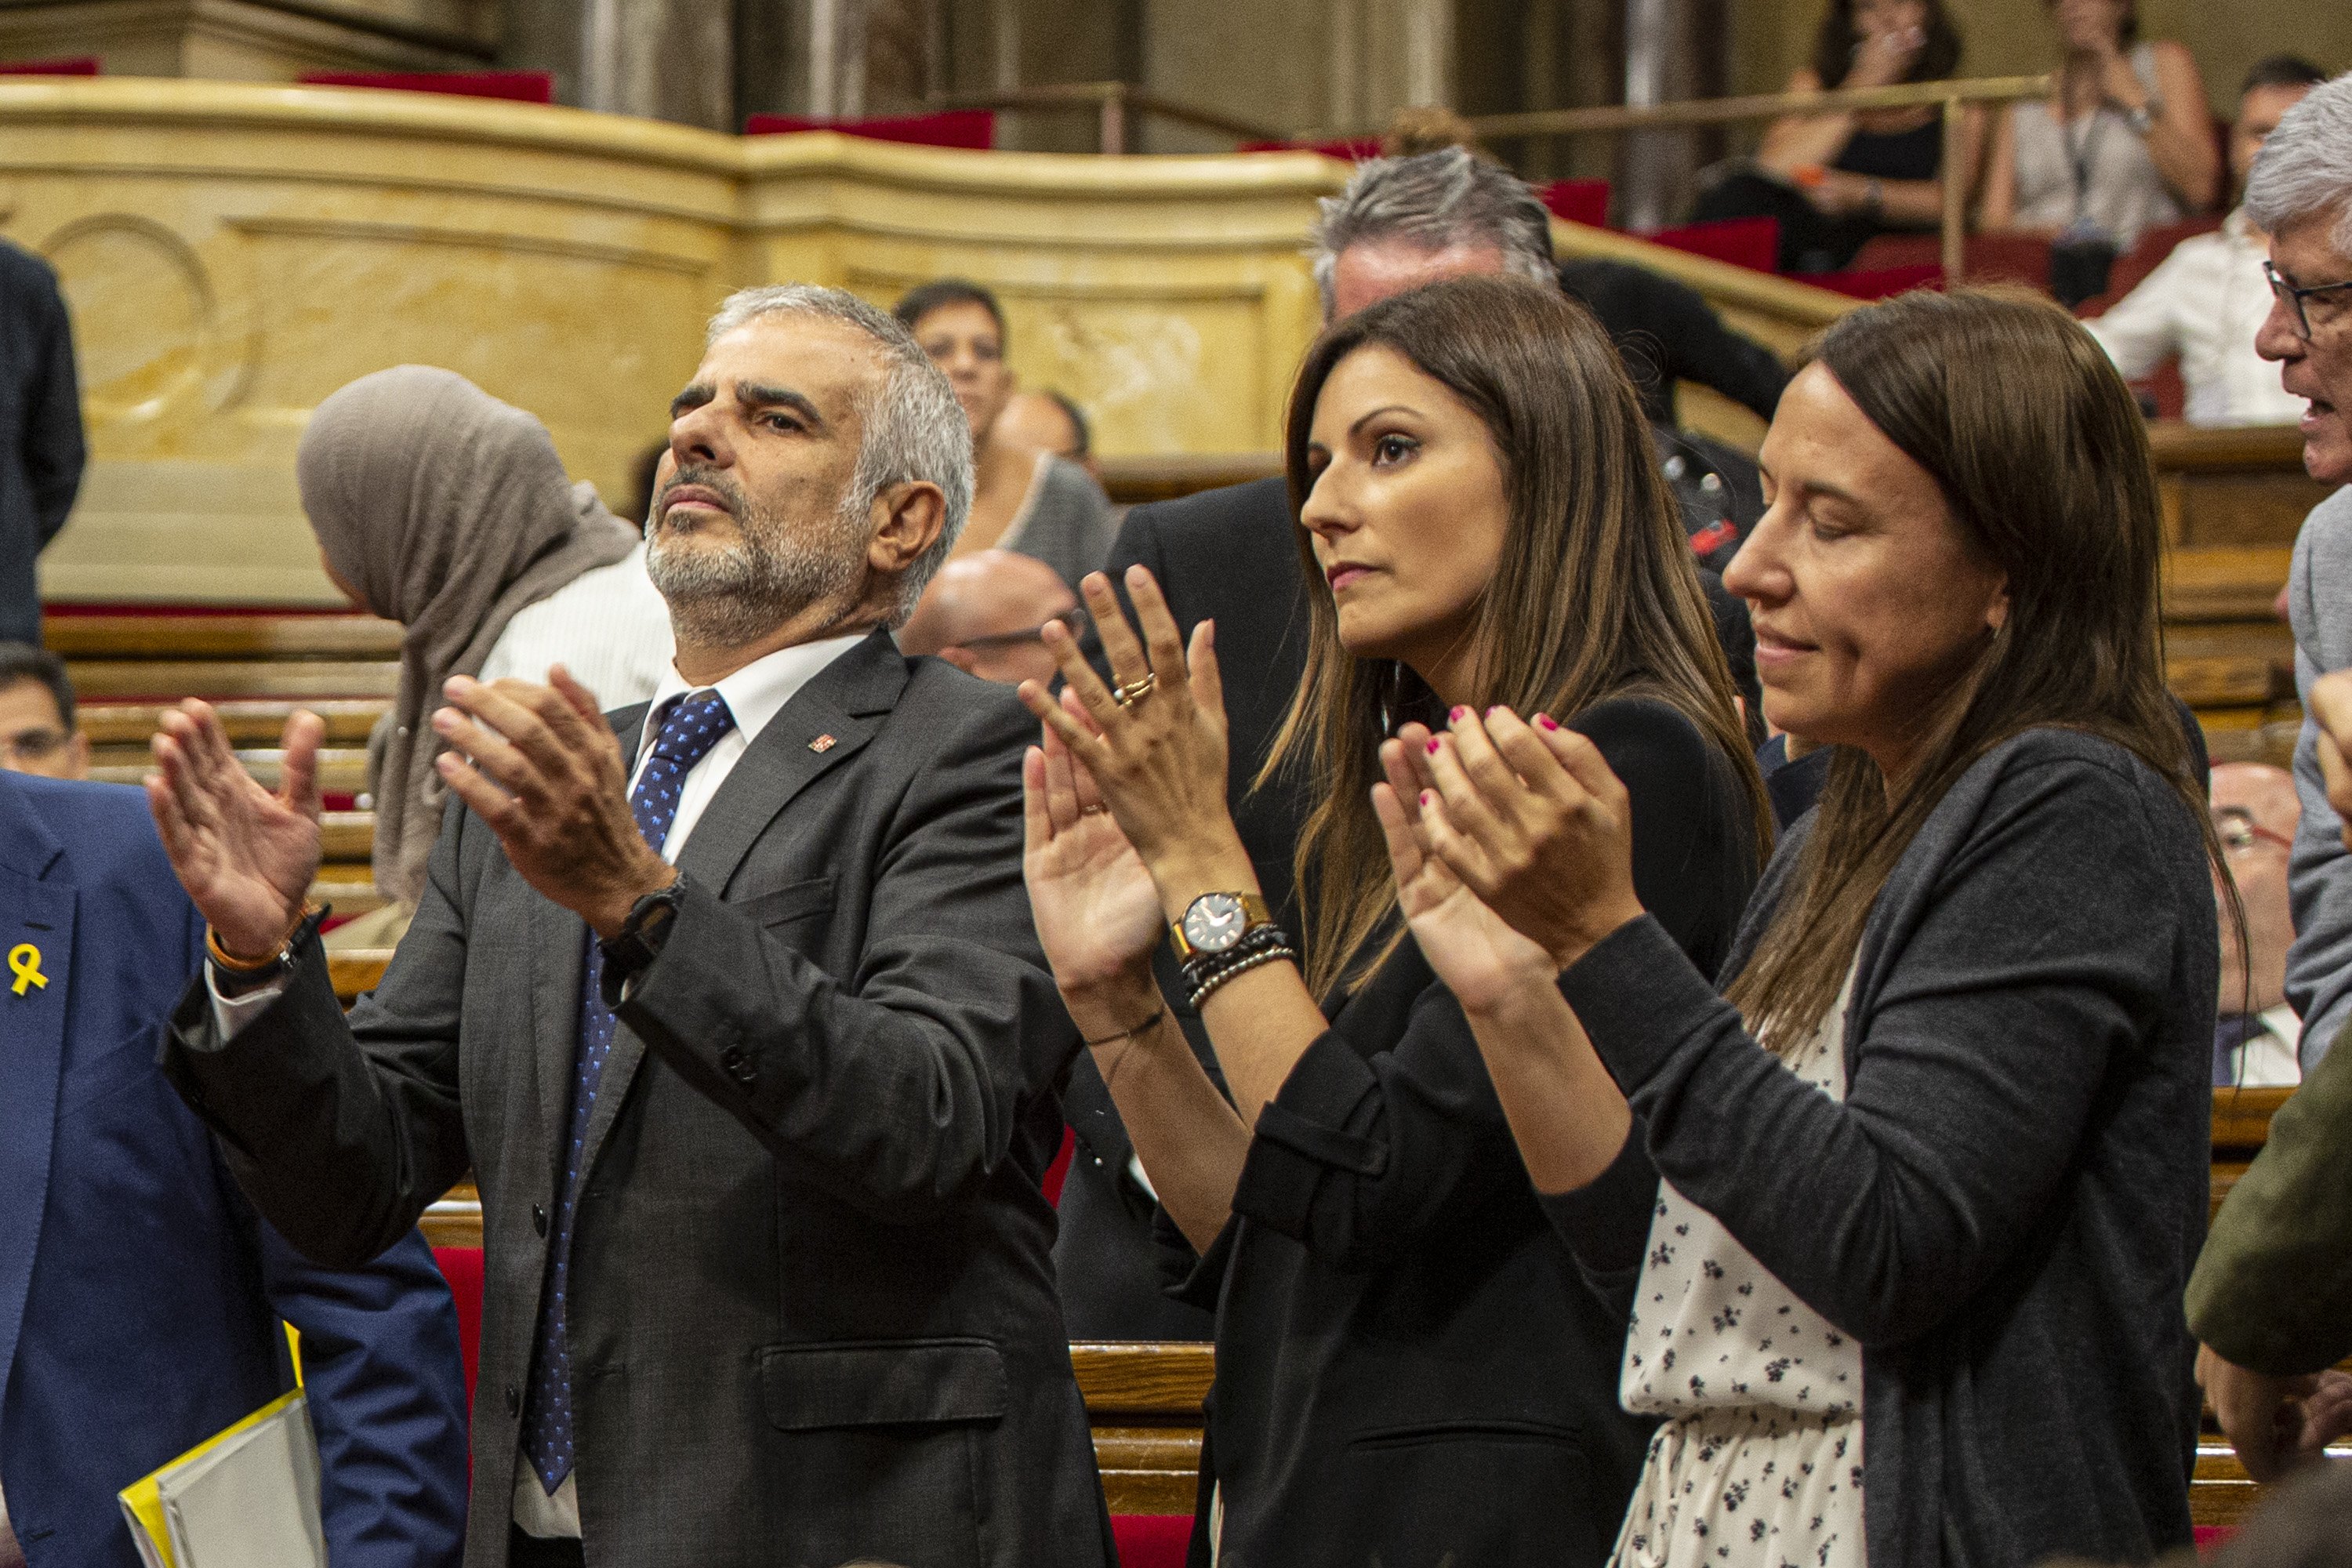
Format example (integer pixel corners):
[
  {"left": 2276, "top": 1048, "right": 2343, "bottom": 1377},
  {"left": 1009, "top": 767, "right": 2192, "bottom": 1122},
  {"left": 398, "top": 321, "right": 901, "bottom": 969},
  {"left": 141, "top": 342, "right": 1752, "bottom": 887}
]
[{"left": 8, "top": 943, "right": 45, "bottom": 996}]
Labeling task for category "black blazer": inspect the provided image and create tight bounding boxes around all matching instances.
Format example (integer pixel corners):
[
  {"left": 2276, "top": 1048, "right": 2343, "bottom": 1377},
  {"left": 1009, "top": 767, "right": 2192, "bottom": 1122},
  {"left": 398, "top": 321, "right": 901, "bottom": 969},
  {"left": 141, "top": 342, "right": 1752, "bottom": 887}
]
[
  {"left": 1056, "top": 478, "right": 1763, "bottom": 1338},
  {"left": 1171, "top": 697, "right": 1759, "bottom": 1568},
  {"left": 1057, "top": 478, "right": 1310, "bottom": 1339},
  {"left": 165, "top": 633, "right": 1112, "bottom": 1568}
]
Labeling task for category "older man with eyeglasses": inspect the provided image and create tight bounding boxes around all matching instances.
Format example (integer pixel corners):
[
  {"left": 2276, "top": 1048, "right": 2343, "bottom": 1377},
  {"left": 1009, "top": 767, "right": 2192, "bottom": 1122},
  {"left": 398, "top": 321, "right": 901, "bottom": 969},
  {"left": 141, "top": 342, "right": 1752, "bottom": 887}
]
[
  {"left": 2241, "top": 72, "right": 2352, "bottom": 1079},
  {"left": 0, "top": 642, "right": 87, "bottom": 779},
  {"left": 2188, "top": 67, "right": 2352, "bottom": 1494}
]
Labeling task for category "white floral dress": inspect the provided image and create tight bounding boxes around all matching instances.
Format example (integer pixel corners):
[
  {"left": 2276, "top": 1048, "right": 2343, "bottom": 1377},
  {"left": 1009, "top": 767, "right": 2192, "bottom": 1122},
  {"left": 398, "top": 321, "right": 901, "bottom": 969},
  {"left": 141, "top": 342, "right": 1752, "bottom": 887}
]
[{"left": 1611, "top": 971, "right": 1864, "bottom": 1568}]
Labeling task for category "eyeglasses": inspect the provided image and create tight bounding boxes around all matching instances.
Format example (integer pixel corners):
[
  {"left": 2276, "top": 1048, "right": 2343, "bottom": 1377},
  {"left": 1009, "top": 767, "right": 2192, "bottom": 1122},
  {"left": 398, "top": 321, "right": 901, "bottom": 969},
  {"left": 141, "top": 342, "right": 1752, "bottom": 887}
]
[
  {"left": 2263, "top": 260, "right": 2352, "bottom": 342},
  {"left": 0, "top": 727, "right": 68, "bottom": 767},
  {"left": 956, "top": 604, "right": 1093, "bottom": 653},
  {"left": 2212, "top": 805, "right": 2294, "bottom": 855}
]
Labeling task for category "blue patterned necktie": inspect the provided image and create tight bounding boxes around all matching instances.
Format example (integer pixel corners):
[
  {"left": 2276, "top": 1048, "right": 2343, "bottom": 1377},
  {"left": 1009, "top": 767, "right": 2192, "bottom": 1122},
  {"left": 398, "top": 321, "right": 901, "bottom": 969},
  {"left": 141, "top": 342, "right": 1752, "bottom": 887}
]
[{"left": 522, "top": 688, "right": 735, "bottom": 1493}]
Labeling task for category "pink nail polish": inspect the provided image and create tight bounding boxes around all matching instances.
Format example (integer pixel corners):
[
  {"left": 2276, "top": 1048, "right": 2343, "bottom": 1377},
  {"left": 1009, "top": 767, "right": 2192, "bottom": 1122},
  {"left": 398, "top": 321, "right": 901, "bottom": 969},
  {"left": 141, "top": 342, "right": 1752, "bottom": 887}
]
[
  {"left": 1449, "top": 706, "right": 1468, "bottom": 722},
  {"left": 1425, "top": 738, "right": 1442, "bottom": 755},
  {"left": 1536, "top": 713, "right": 1560, "bottom": 731},
  {"left": 1420, "top": 790, "right": 1432, "bottom": 806}
]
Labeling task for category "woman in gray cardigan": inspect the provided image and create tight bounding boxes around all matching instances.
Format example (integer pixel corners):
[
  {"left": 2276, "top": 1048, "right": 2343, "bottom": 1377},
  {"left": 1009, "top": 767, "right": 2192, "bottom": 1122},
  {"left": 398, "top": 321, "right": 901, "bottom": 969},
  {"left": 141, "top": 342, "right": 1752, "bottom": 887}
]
[{"left": 1376, "top": 290, "right": 2221, "bottom": 1566}]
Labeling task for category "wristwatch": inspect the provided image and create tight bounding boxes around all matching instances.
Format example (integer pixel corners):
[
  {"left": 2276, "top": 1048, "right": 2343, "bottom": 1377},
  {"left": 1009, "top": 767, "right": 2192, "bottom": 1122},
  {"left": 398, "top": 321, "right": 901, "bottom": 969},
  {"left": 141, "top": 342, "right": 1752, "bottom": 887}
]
[
  {"left": 599, "top": 873, "right": 689, "bottom": 1006},
  {"left": 1169, "top": 891, "right": 1273, "bottom": 963}
]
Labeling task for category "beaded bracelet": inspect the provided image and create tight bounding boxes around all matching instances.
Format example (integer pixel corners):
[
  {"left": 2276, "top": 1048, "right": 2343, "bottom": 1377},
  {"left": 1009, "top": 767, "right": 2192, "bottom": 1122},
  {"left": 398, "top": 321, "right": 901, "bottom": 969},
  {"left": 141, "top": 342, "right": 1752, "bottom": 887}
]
[{"left": 1186, "top": 943, "right": 1299, "bottom": 1011}]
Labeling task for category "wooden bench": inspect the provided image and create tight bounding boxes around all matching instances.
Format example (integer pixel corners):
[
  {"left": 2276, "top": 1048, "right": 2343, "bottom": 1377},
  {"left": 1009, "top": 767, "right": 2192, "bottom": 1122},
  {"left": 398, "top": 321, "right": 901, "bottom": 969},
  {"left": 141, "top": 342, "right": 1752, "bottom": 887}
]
[
  {"left": 2149, "top": 426, "right": 2332, "bottom": 771},
  {"left": 407, "top": 1086, "right": 2296, "bottom": 1525}
]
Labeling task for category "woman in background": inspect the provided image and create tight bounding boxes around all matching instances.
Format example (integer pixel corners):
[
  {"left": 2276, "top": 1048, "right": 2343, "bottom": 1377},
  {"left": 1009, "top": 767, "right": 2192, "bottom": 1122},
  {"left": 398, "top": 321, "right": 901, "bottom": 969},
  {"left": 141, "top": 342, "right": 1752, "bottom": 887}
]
[
  {"left": 1983, "top": 0, "right": 2219, "bottom": 302},
  {"left": 895, "top": 278, "right": 1116, "bottom": 590},
  {"left": 299, "top": 365, "right": 671, "bottom": 934},
  {"left": 1383, "top": 289, "right": 2219, "bottom": 1566},
  {"left": 1691, "top": 0, "right": 1984, "bottom": 274}
]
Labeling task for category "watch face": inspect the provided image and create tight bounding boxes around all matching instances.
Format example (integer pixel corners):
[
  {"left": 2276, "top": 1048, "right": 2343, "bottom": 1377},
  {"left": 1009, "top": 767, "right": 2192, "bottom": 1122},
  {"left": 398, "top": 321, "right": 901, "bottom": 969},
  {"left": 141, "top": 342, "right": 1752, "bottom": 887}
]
[{"left": 1182, "top": 892, "right": 1249, "bottom": 954}]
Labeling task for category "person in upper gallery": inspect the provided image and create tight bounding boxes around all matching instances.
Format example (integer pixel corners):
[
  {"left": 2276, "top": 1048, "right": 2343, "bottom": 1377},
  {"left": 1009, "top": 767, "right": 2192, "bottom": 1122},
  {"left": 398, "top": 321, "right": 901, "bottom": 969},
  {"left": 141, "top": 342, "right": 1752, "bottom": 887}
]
[
  {"left": 298, "top": 367, "right": 674, "bottom": 946},
  {"left": 895, "top": 279, "right": 1116, "bottom": 591},
  {"left": 2190, "top": 666, "right": 2352, "bottom": 1486},
  {"left": 896, "top": 546, "right": 1081, "bottom": 688},
  {"left": 1021, "top": 274, "right": 1769, "bottom": 1566},
  {"left": 995, "top": 387, "right": 1103, "bottom": 484},
  {"left": 1690, "top": 0, "right": 1986, "bottom": 276},
  {"left": 2211, "top": 763, "right": 2304, "bottom": 1087},
  {"left": 0, "top": 643, "right": 87, "bottom": 779},
  {"left": 0, "top": 764, "right": 469, "bottom": 1568},
  {"left": 2084, "top": 56, "right": 2328, "bottom": 429},
  {"left": 1052, "top": 144, "right": 1767, "bottom": 1341},
  {"left": 144, "top": 285, "right": 1111, "bottom": 1568},
  {"left": 1982, "top": 0, "right": 2222, "bottom": 305},
  {"left": 1381, "top": 287, "right": 2219, "bottom": 1566},
  {"left": 2243, "top": 74, "right": 2352, "bottom": 1076},
  {"left": 0, "top": 237, "right": 82, "bottom": 650}
]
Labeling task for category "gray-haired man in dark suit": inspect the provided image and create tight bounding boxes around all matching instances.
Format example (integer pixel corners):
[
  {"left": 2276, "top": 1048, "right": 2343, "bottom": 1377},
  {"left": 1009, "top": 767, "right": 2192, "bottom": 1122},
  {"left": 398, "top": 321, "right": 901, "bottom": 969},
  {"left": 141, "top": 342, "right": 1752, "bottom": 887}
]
[{"left": 144, "top": 285, "right": 1112, "bottom": 1568}]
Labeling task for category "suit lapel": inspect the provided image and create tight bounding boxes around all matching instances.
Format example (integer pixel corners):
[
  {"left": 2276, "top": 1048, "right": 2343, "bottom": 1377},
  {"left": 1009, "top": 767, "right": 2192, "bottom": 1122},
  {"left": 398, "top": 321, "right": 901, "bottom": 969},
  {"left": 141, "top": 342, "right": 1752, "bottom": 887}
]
[
  {"left": 575, "top": 636, "right": 904, "bottom": 1181},
  {"left": 0, "top": 787, "right": 71, "bottom": 1423}
]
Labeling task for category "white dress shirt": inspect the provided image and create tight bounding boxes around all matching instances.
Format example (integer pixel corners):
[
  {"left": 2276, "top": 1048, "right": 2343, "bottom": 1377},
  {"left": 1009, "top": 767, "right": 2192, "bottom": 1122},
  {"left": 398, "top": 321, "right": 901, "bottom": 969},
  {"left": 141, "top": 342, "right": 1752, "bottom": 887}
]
[
  {"left": 476, "top": 541, "right": 675, "bottom": 711},
  {"left": 2083, "top": 210, "right": 2307, "bottom": 429},
  {"left": 2223, "top": 1002, "right": 2304, "bottom": 1089},
  {"left": 209, "top": 633, "right": 870, "bottom": 1541}
]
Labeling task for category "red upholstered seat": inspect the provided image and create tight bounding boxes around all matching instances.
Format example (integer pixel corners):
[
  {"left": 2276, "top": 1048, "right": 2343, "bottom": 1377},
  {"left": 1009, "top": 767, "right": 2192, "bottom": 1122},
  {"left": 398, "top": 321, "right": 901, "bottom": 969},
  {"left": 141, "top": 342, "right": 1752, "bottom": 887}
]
[
  {"left": 431, "top": 1246, "right": 484, "bottom": 1405},
  {"left": 298, "top": 71, "right": 554, "bottom": 104},
  {"left": 1642, "top": 216, "right": 1780, "bottom": 275},
  {"left": 0, "top": 56, "right": 98, "bottom": 75},
  {"left": 1849, "top": 232, "right": 2056, "bottom": 291},
  {"left": 1807, "top": 262, "right": 1945, "bottom": 300},
  {"left": 1112, "top": 1514, "right": 1192, "bottom": 1568},
  {"left": 1539, "top": 180, "right": 1611, "bottom": 228},
  {"left": 745, "top": 111, "right": 994, "bottom": 149}
]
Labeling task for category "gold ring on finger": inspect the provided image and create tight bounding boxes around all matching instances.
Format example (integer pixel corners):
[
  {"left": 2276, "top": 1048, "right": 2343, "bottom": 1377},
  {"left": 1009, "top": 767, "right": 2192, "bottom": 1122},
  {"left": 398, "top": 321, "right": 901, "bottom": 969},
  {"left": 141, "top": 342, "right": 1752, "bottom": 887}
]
[
  {"left": 1080, "top": 803, "right": 1108, "bottom": 816},
  {"left": 1112, "top": 673, "right": 1158, "bottom": 708}
]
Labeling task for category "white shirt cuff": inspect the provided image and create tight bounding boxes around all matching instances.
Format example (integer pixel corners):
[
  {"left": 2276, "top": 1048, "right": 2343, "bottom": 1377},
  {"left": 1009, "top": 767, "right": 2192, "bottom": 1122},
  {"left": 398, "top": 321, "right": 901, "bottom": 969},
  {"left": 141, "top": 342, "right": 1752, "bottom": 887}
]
[{"left": 205, "top": 964, "right": 286, "bottom": 1040}]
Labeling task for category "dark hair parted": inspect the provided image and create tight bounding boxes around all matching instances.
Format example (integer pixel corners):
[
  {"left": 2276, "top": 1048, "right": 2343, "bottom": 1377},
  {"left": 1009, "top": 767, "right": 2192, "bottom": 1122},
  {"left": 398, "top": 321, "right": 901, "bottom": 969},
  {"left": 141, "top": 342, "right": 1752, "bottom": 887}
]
[
  {"left": 1266, "top": 275, "right": 1771, "bottom": 996},
  {"left": 0, "top": 641, "right": 74, "bottom": 731},
  {"left": 1723, "top": 288, "right": 2227, "bottom": 1046},
  {"left": 1811, "top": 0, "right": 1964, "bottom": 89},
  {"left": 2241, "top": 54, "right": 2328, "bottom": 99},
  {"left": 892, "top": 278, "right": 1006, "bottom": 340}
]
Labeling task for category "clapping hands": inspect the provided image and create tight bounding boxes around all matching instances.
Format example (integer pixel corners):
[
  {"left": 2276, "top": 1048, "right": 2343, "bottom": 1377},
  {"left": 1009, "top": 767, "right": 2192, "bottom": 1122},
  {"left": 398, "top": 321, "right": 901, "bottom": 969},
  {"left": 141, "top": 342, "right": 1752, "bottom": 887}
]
[{"left": 1375, "top": 706, "right": 1647, "bottom": 979}]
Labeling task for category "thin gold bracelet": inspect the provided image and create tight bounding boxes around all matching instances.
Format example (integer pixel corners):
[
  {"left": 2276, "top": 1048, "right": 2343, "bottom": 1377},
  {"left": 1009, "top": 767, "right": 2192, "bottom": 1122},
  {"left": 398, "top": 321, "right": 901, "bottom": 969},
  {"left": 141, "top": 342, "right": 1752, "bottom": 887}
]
[{"left": 1081, "top": 1005, "right": 1166, "bottom": 1049}]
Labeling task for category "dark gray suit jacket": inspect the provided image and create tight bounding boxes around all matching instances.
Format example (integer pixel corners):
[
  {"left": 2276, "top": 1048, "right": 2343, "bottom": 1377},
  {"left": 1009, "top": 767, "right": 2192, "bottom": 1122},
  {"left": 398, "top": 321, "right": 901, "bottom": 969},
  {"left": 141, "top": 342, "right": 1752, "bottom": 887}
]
[{"left": 164, "top": 631, "right": 1112, "bottom": 1568}]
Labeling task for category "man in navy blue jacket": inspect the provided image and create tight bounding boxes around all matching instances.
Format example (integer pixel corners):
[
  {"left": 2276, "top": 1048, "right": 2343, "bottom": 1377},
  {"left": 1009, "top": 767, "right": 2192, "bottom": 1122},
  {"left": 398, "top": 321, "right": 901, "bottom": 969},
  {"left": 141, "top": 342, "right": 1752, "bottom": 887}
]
[{"left": 0, "top": 768, "right": 468, "bottom": 1568}]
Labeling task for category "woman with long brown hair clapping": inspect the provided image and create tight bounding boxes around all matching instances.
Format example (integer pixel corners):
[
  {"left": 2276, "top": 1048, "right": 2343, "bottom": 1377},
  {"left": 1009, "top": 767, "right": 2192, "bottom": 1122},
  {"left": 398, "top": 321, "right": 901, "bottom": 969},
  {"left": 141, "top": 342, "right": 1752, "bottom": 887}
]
[
  {"left": 1017, "top": 274, "right": 1767, "bottom": 1566},
  {"left": 1379, "top": 289, "right": 2223, "bottom": 1566}
]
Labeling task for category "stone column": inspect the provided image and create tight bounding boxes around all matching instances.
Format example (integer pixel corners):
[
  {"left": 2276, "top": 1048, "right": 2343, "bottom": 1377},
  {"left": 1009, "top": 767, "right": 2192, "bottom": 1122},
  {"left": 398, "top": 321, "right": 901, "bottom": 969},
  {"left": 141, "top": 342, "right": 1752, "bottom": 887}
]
[
  {"left": 500, "top": 0, "right": 732, "bottom": 129},
  {"left": 1614, "top": 0, "right": 1727, "bottom": 230}
]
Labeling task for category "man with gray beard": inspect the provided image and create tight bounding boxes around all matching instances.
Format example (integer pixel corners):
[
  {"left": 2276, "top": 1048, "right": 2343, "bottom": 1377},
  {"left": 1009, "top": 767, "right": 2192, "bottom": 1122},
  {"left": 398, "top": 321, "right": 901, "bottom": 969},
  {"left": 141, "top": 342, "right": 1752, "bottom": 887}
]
[{"left": 140, "top": 285, "right": 1112, "bottom": 1568}]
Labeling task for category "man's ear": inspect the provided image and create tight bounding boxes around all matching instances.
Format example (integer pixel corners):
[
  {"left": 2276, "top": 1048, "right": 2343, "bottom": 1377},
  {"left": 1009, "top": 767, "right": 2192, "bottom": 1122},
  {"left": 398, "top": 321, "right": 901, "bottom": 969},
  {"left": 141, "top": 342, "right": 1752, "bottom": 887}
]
[
  {"left": 938, "top": 645, "right": 981, "bottom": 675},
  {"left": 868, "top": 480, "right": 946, "bottom": 577}
]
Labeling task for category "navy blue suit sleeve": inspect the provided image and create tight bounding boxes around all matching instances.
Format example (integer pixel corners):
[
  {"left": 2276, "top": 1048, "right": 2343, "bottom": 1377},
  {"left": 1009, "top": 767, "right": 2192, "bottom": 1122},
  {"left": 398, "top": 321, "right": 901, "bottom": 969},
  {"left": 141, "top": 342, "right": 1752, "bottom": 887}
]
[
  {"left": 260, "top": 1226, "right": 470, "bottom": 1568},
  {"left": 25, "top": 264, "right": 83, "bottom": 545}
]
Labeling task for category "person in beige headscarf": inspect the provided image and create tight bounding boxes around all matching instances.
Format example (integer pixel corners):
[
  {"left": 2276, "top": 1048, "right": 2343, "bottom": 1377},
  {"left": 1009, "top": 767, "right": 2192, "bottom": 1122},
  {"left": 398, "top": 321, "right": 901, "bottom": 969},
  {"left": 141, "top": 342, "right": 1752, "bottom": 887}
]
[{"left": 299, "top": 366, "right": 673, "bottom": 941}]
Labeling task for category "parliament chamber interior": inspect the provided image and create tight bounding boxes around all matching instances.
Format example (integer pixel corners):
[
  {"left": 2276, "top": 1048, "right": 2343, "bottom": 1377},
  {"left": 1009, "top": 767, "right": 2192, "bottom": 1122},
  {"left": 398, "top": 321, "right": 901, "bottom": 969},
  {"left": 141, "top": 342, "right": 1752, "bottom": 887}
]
[{"left": 5, "top": 2, "right": 2351, "bottom": 1565}]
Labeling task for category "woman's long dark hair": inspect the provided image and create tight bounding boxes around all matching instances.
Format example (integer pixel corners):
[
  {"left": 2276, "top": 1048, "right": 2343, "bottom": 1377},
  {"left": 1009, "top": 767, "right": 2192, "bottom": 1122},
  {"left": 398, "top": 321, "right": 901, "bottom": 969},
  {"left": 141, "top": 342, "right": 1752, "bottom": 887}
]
[
  {"left": 1725, "top": 288, "right": 2230, "bottom": 1045},
  {"left": 1265, "top": 275, "right": 1771, "bottom": 996},
  {"left": 1811, "top": 0, "right": 1965, "bottom": 89}
]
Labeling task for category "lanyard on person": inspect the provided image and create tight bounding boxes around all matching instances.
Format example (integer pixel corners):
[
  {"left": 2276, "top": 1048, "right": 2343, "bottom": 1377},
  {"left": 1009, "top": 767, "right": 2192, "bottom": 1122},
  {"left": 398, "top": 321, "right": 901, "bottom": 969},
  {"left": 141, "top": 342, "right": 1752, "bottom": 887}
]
[{"left": 2063, "top": 105, "right": 2108, "bottom": 227}]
